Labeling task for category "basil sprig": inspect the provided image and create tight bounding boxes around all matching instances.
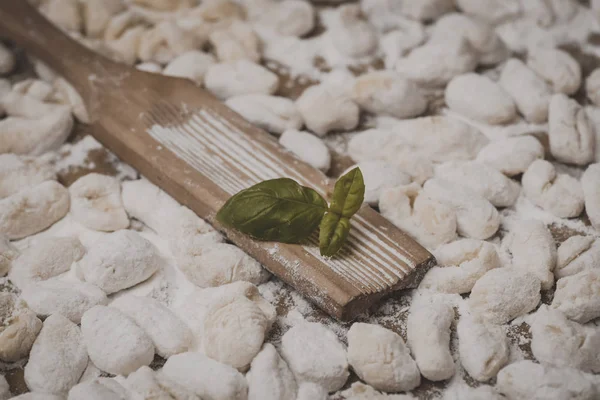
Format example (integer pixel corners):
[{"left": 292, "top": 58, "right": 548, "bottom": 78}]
[
  {"left": 328, "top": 167, "right": 365, "bottom": 218},
  {"left": 216, "top": 168, "right": 365, "bottom": 257},
  {"left": 319, "top": 168, "right": 364, "bottom": 256},
  {"left": 216, "top": 178, "right": 327, "bottom": 243},
  {"left": 319, "top": 212, "right": 351, "bottom": 257}
]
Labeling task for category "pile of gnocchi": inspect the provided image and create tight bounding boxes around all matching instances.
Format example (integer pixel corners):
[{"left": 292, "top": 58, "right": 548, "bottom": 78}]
[{"left": 1, "top": 0, "right": 600, "bottom": 399}]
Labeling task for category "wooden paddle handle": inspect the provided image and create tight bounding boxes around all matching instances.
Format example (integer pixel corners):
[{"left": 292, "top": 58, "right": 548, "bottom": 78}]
[{"left": 0, "top": 0, "right": 122, "bottom": 105}]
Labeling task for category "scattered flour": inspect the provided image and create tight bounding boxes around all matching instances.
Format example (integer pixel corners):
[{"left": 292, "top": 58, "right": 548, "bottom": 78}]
[
  {"left": 2, "top": 1, "right": 600, "bottom": 399},
  {"left": 54, "top": 136, "right": 104, "bottom": 174}
]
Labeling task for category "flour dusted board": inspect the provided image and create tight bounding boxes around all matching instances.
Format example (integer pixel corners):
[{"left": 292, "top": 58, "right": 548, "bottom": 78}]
[
  {"left": 0, "top": 1, "right": 435, "bottom": 320},
  {"left": 139, "top": 99, "right": 435, "bottom": 320}
]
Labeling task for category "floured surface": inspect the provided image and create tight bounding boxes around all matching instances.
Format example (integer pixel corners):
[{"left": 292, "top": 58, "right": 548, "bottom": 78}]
[{"left": 2, "top": 0, "right": 600, "bottom": 399}]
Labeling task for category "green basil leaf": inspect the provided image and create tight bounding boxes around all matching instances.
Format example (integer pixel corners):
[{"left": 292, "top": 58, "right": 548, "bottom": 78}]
[
  {"left": 329, "top": 167, "right": 365, "bottom": 218},
  {"left": 319, "top": 212, "right": 351, "bottom": 257},
  {"left": 216, "top": 178, "right": 328, "bottom": 243}
]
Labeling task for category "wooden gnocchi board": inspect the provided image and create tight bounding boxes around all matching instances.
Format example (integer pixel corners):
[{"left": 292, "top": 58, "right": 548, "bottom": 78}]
[{"left": 0, "top": 0, "right": 435, "bottom": 320}]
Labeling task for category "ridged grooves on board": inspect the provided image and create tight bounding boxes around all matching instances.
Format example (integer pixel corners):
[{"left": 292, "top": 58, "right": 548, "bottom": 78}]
[{"left": 146, "top": 103, "right": 422, "bottom": 296}]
